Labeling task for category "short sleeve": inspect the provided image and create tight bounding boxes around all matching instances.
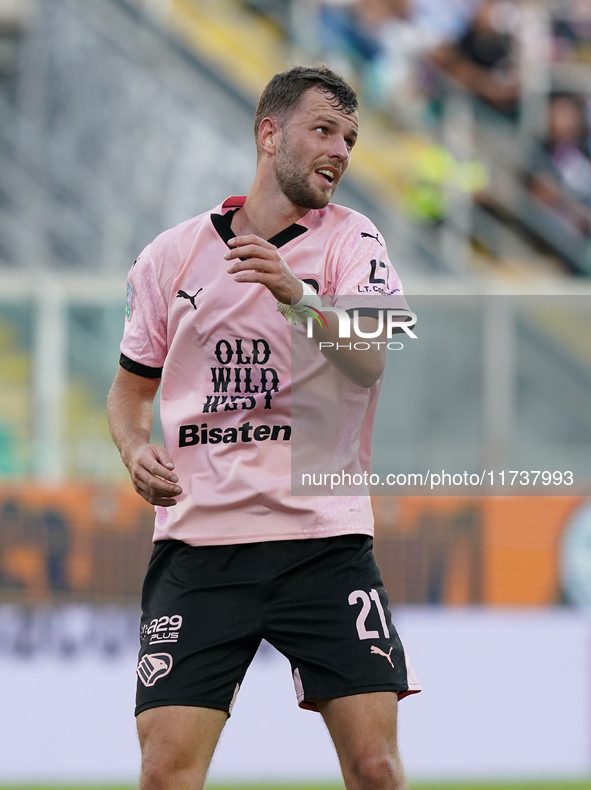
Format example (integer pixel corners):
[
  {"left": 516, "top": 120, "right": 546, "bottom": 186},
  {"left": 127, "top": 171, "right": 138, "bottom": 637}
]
[
  {"left": 328, "top": 216, "right": 411, "bottom": 320},
  {"left": 331, "top": 218, "right": 403, "bottom": 298},
  {"left": 119, "top": 245, "right": 168, "bottom": 377}
]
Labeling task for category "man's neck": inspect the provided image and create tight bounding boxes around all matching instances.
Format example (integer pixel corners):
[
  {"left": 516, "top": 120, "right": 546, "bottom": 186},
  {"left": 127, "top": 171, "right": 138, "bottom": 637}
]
[{"left": 231, "top": 181, "right": 311, "bottom": 240}]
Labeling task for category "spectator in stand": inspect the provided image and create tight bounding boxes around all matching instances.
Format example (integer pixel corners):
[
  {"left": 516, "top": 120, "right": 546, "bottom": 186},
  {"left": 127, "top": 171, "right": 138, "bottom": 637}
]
[
  {"left": 357, "top": 0, "right": 431, "bottom": 111},
  {"left": 528, "top": 93, "right": 591, "bottom": 248},
  {"left": 552, "top": 0, "right": 591, "bottom": 63},
  {"left": 320, "top": 0, "right": 475, "bottom": 118},
  {"left": 319, "top": 0, "right": 402, "bottom": 94},
  {"left": 429, "top": 0, "right": 520, "bottom": 116}
]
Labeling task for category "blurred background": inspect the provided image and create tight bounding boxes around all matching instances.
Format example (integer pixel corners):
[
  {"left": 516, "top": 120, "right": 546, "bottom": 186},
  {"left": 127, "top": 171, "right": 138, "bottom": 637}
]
[{"left": 1, "top": 0, "right": 591, "bottom": 786}]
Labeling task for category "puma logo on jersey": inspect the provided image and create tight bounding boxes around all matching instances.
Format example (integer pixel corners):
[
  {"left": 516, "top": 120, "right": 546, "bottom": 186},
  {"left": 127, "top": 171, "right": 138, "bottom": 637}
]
[
  {"left": 370, "top": 645, "right": 395, "bottom": 669},
  {"left": 361, "top": 231, "right": 382, "bottom": 246},
  {"left": 137, "top": 653, "right": 173, "bottom": 686},
  {"left": 177, "top": 289, "right": 202, "bottom": 310}
]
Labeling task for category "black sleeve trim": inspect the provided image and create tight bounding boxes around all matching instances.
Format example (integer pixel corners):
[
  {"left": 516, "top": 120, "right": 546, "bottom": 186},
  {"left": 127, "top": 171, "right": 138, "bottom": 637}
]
[{"left": 119, "top": 353, "right": 163, "bottom": 378}]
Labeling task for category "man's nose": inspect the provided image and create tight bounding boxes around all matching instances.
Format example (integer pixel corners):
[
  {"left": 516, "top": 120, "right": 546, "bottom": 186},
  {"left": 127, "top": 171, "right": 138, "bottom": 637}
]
[{"left": 329, "top": 136, "right": 350, "bottom": 164}]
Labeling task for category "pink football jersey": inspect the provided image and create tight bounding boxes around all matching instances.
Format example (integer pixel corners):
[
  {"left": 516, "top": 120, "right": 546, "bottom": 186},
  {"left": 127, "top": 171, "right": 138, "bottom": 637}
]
[{"left": 120, "top": 196, "right": 403, "bottom": 546}]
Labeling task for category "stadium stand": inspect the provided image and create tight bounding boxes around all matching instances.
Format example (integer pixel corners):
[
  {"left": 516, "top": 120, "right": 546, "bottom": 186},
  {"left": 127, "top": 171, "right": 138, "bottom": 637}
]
[
  {"left": 0, "top": 0, "right": 395, "bottom": 274},
  {"left": 229, "top": 0, "right": 591, "bottom": 277},
  {"left": 5, "top": 0, "right": 591, "bottom": 278}
]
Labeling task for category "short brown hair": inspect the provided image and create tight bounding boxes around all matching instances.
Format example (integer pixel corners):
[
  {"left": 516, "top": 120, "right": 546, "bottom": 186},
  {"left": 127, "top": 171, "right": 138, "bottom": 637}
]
[{"left": 254, "top": 64, "right": 358, "bottom": 138}]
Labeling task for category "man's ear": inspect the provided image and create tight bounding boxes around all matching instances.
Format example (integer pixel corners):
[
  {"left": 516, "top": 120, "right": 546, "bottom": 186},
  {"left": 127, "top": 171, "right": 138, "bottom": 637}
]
[{"left": 258, "top": 117, "right": 282, "bottom": 155}]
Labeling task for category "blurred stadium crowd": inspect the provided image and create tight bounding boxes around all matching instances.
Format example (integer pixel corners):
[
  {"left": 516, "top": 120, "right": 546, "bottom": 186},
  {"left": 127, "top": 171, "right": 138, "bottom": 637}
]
[
  {"left": 245, "top": 0, "right": 591, "bottom": 276},
  {"left": 2, "top": 0, "right": 591, "bottom": 277}
]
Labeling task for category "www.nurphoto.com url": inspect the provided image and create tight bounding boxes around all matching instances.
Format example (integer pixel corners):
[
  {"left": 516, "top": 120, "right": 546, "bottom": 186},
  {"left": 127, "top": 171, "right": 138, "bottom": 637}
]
[{"left": 301, "top": 470, "right": 574, "bottom": 490}]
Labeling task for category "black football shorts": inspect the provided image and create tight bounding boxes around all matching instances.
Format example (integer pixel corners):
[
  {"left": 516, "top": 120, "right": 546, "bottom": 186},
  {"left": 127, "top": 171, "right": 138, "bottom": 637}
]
[{"left": 135, "top": 534, "right": 420, "bottom": 716}]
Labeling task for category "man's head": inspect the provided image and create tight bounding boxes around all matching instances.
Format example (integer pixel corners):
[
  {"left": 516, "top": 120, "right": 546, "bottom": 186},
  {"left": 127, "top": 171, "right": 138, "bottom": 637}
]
[
  {"left": 254, "top": 65, "right": 358, "bottom": 141},
  {"left": 548, "top": 94, "right": 586, "bottom": 146},
  {"left": 254, "top": 65, "right": 359, "bottom": 209}
]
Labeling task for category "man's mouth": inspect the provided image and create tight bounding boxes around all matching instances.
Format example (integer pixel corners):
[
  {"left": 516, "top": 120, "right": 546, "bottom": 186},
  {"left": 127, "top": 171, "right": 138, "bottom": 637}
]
[{"left": 315, "top": 167, "right": 338, "bottom": 187}]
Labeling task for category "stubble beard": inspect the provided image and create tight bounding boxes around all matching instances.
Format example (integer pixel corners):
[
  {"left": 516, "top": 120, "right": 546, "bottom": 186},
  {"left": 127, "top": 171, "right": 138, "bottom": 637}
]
[{"left": 273, "top": 136, "right": 335, "bottom": 210}]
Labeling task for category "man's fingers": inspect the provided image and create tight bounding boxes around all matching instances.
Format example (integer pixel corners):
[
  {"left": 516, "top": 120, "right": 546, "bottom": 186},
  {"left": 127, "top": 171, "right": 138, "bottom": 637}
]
[
  {"left": 228, "top": 234, "right": 275, "bottom": 250},
  {"left": 132, "top": 455, "right": 182, "bottom": 495},
  {"left": 136, "top": 467, "right": 182, "bottom": 495},
  {"left": 134, "top": 481, "right": 178, "bottom": 507},
  {"left": 227, "top": 257, "right": 275, "bottom": 275},
  {"left": 137, "top": 446, "right": 178, "bottom": 483},
  {"left": 147, "top": 458, "right": 179, "bottom": 484},
  {"left": 133, "top": 476, "right": 181, "bottom": 507},
  {"left": 223, "top": 238, "right": 301, "bottom": 303},
  {"left": 152, "top": 446, "right": 176, "bottom": 472},
  {"left": 126, "top": 444, "right": 181, "bottom": 506},
  {"left": 225, "top": 245, "right": 276, "bottom": 263},
  {"left": 233, "top": 271, "right": 273, "bottom": 285}
]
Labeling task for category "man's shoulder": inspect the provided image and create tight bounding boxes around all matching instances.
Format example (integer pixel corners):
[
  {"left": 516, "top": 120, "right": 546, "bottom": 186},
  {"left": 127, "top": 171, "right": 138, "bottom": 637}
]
[
  {"left": 323, "top": 202, "right": 367, "bottom": 223},
  {"left": 152, "top": 205, "right": 219, "bottom": 249},
  {"left": 322, "top": 203, "right": 381, "bottom": 236},
  {"left": 145, "top": 204, "right": 225, "bottom": 274}
]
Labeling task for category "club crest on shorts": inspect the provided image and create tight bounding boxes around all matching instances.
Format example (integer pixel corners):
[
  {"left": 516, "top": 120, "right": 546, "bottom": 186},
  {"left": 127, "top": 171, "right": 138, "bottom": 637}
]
[{"left": 137, "top": 653, "right": 173, "bottom": 686}]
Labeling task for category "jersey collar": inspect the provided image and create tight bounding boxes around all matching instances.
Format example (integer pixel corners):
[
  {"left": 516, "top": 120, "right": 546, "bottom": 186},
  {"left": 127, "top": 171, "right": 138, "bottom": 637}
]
[{"left": 211, "top": 195, "right": 310, "bottom": 250}]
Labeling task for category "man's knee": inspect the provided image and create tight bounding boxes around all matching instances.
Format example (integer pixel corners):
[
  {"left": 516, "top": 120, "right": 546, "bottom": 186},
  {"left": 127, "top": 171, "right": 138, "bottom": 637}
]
[
  {"left": 349, "top": 751, "right": 406, "bottom": 790},
  {"left": 141, "top": 743, "right": 193, "bottom": 774},
  {"left": 140, "top": 754, "right": 180, "bottom": 790},
  {"left": 140, "top": 739, "right": 199, "bottom": 790}
]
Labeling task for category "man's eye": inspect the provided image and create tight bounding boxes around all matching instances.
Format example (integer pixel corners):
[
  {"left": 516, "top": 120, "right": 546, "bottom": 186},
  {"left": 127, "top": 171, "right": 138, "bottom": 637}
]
[{"left": 316, "top": 126, "right": 328, "bottom": 134}]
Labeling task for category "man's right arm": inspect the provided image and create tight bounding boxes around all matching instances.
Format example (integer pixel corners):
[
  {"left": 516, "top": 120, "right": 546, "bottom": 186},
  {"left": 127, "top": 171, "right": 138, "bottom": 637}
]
[{"left": 107, "top": 367, "right": 182, "bottom": 506}]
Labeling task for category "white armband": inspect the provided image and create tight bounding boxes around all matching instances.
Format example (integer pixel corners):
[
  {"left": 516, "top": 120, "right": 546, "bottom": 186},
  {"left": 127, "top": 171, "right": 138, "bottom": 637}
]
[{"left": 277, "top": 281, "right": 322, "bottom": 324}]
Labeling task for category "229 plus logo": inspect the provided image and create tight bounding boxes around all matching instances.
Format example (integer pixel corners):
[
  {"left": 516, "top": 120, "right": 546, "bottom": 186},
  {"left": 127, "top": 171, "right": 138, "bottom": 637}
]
[{"left": 140, "top": 614, "right": 183, "bottom": 645}]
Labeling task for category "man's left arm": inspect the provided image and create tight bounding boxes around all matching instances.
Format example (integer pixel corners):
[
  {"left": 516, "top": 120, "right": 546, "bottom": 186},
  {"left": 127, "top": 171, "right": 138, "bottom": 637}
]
[{"left": 225, "top": 234, "right": 386, "bottom": 388}]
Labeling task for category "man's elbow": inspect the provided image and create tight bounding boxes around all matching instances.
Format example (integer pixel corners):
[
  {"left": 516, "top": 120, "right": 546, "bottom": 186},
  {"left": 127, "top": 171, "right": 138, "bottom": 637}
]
[{"left": 349, "top": 363, "right": 385, "bottom": 389}]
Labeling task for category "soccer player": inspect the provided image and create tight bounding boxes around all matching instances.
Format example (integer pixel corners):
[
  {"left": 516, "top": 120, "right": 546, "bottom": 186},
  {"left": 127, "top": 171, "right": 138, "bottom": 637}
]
[{"left": 108, "top": 65, "right": 420, "bottom": 790}]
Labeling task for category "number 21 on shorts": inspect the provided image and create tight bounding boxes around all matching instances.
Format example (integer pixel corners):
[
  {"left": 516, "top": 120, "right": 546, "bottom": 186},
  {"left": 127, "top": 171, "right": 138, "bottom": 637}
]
[{"left": 348, "top": 589, "right": 390, "bottom": 640}]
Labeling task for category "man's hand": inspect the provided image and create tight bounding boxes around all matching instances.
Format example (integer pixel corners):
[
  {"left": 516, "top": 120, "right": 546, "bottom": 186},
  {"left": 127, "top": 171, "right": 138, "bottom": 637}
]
[
  {"left": 225, "top": 235, "right": 303, "bottom": 304},
  {"left": 107, "top": 367, "right": 182, "bottom": 507},
  {"left": 126, "top": 443, "right": 183, "bottom": 507},
  {"left": 224, "top": 235, "right": 385, "bottom": 387}
]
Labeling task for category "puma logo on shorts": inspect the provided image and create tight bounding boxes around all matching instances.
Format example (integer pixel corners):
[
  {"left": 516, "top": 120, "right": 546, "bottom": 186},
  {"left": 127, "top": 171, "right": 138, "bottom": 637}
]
[{"left": 371, "top": 645, "right": 395, "bottom": 669}]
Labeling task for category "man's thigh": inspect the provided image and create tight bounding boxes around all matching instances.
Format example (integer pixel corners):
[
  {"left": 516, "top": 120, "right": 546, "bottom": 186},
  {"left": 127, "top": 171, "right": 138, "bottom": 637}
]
[
  {"left": 136, "top": 540, "right": 263, "bottom": 717},
  {"left": 263, "top": 535, "right": 420, "bottom": 709},
  {"left": 316, "top": 692, "right": 407, "bottom": 790},
  {"left": 137, "top": 705, "right": 227, "bottom": 790}
]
